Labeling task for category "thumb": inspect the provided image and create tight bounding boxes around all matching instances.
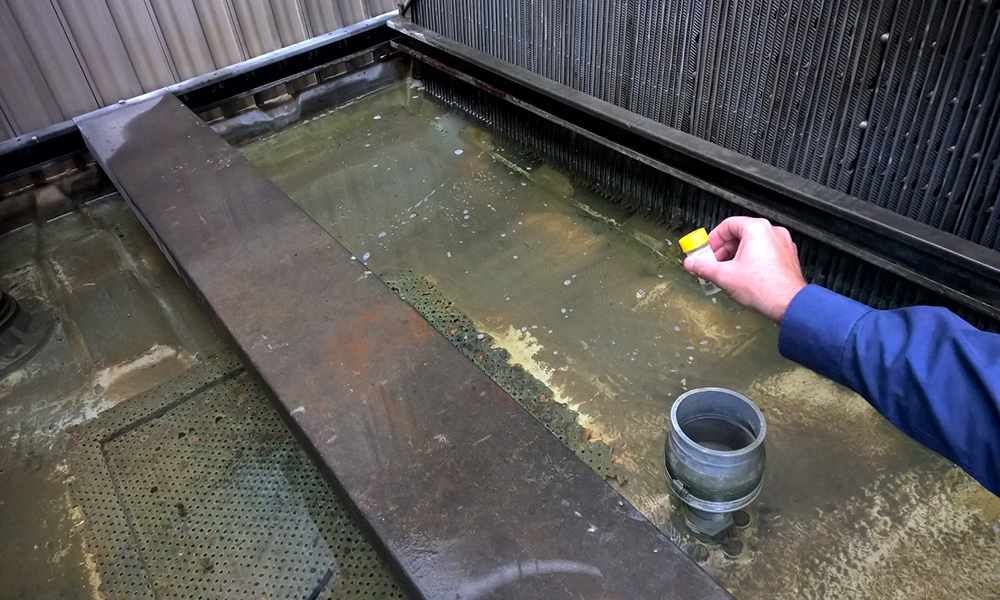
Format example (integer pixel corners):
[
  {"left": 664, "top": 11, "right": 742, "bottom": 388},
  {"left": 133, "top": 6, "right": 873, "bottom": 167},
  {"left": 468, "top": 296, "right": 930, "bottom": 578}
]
[{"left": 684, "top": 257, "right": 724, "bottom": 282}]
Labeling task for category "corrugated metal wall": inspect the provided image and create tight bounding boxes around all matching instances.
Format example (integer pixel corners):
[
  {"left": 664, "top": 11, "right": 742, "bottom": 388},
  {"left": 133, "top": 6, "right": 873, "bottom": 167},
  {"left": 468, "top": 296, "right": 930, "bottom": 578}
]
[
  {"left": 413, "top": 1, "right": 1000, "bottom": 250},
  {"left": 0, "top": 0, "right": 396, "bottom": 140}
]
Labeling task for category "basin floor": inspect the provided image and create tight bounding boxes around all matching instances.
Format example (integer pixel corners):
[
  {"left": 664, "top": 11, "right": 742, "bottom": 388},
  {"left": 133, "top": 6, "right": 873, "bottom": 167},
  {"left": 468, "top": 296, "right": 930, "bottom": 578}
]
[
  {"left": 0, "top": 197, "right": 405, "bottom": 599},
  {"left": 240, "top": 80, "right": 1000, "bottom": 598}
]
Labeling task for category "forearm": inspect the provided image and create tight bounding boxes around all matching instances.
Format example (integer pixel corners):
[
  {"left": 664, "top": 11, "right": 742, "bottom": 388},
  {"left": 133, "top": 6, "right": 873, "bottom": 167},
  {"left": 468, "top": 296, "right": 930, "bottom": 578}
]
[{"left": 778, "top": 285, "right": 1000, "bottom": 496}]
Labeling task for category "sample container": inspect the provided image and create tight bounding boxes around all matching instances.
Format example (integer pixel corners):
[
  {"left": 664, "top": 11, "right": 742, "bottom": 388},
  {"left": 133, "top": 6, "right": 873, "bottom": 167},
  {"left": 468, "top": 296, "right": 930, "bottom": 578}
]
[{"left": 679, "top": 228, "right": 722, "bottom": 295}]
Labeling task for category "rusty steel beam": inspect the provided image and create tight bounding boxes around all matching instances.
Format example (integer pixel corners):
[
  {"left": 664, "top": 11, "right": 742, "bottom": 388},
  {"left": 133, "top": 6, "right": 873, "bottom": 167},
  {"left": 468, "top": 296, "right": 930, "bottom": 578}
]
[{"left": 75, "top": 93, "right": 730, "bottom": 599}]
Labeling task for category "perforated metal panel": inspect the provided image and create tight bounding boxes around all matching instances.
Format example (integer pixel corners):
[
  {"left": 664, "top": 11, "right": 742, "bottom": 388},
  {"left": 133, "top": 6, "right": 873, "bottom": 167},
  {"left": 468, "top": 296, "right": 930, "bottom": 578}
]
[
  {"left": 411, "top": 1, "right": 1000, "bottom": 250},
  {"left": 67, "top": 350, "right": 407, "bottom": 599}
]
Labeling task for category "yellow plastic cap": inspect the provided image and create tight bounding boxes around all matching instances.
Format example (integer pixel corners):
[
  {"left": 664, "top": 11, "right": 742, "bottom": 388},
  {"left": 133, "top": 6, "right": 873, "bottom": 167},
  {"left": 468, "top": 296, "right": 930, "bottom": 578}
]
[{"left": 679, "top": 228, "right": 710, "bottom": 253}]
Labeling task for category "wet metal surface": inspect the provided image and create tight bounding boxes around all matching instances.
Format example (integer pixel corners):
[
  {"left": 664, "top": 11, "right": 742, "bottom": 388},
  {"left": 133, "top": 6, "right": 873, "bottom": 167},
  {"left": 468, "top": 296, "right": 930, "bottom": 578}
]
[
  {"left": 0, "top": 195, "right": 229, "bottom": 598},
  {"left": 240, "top": 81, "right": 1000, "bottom": 598},
  {"left": 67, "top": 351, "right": 406, "bottom": 599},
  {"left": 77, "top": 93, "right": 729, "bottom": 598},
  {"left": 0, "top": 193, "right": 408, "bottom": 599}
]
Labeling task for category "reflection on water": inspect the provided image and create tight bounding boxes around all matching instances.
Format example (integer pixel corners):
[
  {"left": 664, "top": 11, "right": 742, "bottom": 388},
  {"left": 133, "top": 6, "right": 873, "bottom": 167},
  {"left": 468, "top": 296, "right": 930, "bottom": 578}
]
[{"left": 240, "top": 81, "right": 1000, "bottom": 598}]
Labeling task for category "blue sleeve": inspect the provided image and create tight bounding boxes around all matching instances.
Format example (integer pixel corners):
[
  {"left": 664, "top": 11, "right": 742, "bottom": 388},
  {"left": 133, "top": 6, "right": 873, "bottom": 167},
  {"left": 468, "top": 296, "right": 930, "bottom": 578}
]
[{"left": 778, "top": 284, "right": 1000, "bottom": 496}]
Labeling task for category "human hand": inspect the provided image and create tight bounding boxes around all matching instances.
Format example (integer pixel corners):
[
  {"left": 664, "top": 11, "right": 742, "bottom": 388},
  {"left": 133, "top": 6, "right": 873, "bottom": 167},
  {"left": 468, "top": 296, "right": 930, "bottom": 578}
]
[{"left": 683, "top": 217, "right": 807, "bottom": 322}]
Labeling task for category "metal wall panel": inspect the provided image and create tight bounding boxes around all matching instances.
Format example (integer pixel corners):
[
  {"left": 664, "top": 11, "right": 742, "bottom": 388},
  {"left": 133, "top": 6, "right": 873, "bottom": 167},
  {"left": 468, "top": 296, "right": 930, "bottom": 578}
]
[
  {"left": 192, "top": 0, "right": 247, "bottom": 67},
  {"left": 269, "top": 0, "right": 312, "bottom": 45},
  {"left": 0, "top": 0, "right": 393, "bottom": 136},
  {"left": 103, "top": 0, "right": 177, "bottom": 92},
  {"left": 0, "top": 1, "right": 64, "bottom": 135},
  {"left": 6, "top": 0, "right": 99, "bottom": 119},
  {"left": 54, "top": 0, "right": 144, "bottom": 104}
]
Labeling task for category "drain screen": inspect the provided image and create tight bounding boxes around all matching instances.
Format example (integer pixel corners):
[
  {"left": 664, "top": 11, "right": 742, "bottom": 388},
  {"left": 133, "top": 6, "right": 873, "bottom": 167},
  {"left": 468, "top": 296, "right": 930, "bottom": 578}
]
[{"left": 67, "top": 350, "right": 407, "bottom": 599}]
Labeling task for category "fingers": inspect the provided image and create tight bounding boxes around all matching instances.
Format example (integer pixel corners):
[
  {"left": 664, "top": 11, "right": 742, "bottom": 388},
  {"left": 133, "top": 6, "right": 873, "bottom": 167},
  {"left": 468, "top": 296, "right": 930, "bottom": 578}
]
[
  {"left": 776, "top": 226, "right": 793, "bottom": 245},
  {"left": 709, "top": 216, "right": 767, "bottom": 247},
  {"left": 709, "top": 217, "right": 774, "bottom": 261},
  {"left": 713, "top": 238, "right": 740, "bottom": 261}
]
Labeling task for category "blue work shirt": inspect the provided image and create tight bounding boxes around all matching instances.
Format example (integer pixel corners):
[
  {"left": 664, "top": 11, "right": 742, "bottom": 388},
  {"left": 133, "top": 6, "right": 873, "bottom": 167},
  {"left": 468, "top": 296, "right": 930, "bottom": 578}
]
[{"left": 778, "top": 284, "right": 1000, "bottom": 496}]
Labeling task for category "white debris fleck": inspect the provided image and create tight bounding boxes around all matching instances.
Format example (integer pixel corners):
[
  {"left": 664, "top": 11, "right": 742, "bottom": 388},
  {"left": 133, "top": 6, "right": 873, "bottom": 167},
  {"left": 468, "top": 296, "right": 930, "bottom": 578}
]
[
  {"left": 362, "top": 252, "right": 371, "bottom": 261},
  {"left": 513, "top": 254, "right": 518, "bottom": 259},
  {"left": 587, "top": 525, "right": 597, "bottom": 533},
  {"left": 409, "top": 213, "right": 417, "bottom": 218},
  {"left": 373, "top": 114, "right": 381, "bottom": 120},
  {"left": 520, "top": 182, "right": 527, "bottom": 186},
  {"left": 291, "top": 406, "right": 305, "bottom": 415},
  {"left": 433, "top": 434, "right": 448, "bottom": 444},
  {"left": 477, "top": 333, "right": 485, "bottom": 340},
  {"left": 674, "top": 326, "right": 681, "bottom": 332},
  {"left": 736, "top": 325, "right": 742, "bottom": 330},
  {"left": 378, "top": 231, "right": 386, "bottom": 238},
  {"left": 560, "top": 308, "right": 567, "bottom": 314},
  {"left": 521, "top": 326, "right": 527, "bottom": 332},
  {"left": 454, "top": 149, "right": 464, "bottom": 155},
  {"left": 563, "top": 279, "right": 572, "bottom": 286},
  {"left": 700, "top": 340, "right": 708, "bottom": 345},
  {"left": 712, "top": 297, "right": 718, "bottom": 304},
  {"left": 447, "top": 251, "right": 452, "bottom": 258}
]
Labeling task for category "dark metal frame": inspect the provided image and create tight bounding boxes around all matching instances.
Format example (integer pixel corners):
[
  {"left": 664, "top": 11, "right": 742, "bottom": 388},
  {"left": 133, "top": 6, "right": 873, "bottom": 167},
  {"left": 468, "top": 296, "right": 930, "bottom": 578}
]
[
  {"left": 0, "top": 12, "right": 399, "bottom": 184},
  {"left": 388, "top": 18, "right": 1000, "bottom": 322}
]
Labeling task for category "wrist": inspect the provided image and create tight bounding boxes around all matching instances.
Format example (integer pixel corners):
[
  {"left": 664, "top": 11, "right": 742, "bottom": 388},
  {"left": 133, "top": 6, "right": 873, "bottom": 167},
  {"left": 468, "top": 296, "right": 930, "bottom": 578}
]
[{"left": 771, "top": 280, "right": 807, "bottom": 323}]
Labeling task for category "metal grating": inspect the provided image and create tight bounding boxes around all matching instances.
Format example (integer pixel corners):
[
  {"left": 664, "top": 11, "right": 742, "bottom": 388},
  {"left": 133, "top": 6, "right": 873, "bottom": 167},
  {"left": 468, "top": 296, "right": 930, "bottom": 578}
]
[
  {"left": 67, "top": 350, "right": 407, "bottom": 599},
  {"left": 411, "top": 1, "right": 1000, "bottom": 251},
  {"left": 415, "top": 64, "right": 998, "bottom": 331}
]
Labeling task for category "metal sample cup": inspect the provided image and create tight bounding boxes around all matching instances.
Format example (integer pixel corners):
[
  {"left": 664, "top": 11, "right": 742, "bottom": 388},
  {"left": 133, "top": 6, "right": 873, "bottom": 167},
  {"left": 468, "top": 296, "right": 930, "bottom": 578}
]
[{"left": 664, "top": 388, "right": 766, "bottom": 537}]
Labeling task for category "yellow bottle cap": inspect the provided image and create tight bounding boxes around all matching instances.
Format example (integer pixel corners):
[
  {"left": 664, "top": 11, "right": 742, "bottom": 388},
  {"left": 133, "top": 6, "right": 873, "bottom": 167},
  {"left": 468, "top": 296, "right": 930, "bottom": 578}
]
[{"left": 679, "top": 228, "right": 710, "bottom": 253}]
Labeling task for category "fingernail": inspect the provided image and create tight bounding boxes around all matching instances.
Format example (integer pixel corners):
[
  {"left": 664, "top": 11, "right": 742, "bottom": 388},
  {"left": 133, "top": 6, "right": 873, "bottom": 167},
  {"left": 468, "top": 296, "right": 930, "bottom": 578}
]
[{"left": 683, "top": 257, "right": 695, "bottom": 272}]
